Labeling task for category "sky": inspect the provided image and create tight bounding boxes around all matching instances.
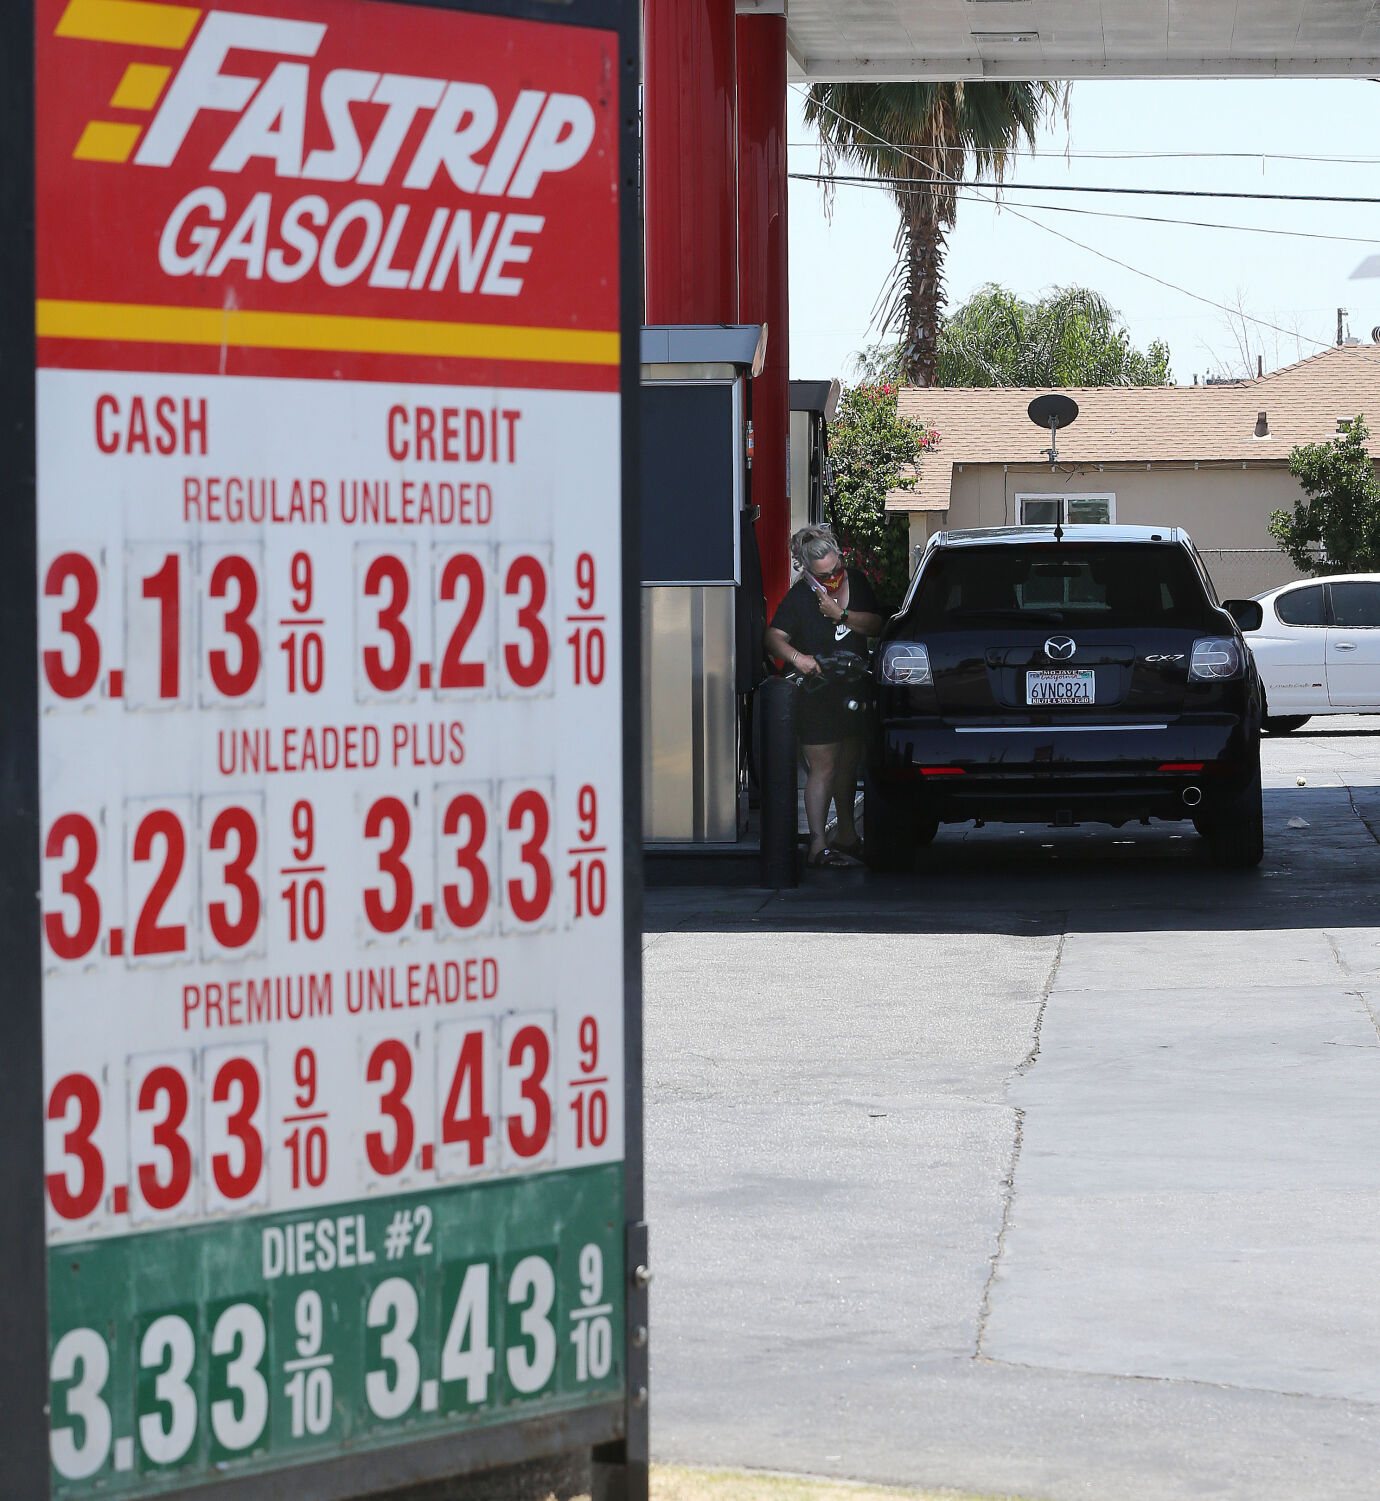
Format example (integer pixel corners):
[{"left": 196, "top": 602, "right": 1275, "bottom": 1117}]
[{"left": 786, "top": 77, "right": 1380, "bottom": 388}]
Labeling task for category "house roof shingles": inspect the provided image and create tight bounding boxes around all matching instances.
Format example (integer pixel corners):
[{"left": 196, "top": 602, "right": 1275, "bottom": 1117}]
[{"left": 885, "top": 343, "right": 1380, "bottom": 514}]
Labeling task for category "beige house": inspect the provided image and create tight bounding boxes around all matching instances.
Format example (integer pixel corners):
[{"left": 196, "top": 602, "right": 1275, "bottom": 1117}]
[{"left": 889, "top": 343, "right": 1380, "bottom": 600}]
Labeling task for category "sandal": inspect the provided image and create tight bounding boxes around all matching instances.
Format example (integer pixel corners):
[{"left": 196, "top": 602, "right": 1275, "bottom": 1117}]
[
  {"left": 830, "top": 838, "right": 863, "bottom": 860},
  {"left": 808, "top": 847, "right": 860, "bottom": 869}
]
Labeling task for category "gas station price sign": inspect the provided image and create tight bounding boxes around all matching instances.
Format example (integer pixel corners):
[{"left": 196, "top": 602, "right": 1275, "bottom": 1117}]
[{"left": 31, "top": 0, "right": 632, "bottom": 1493}]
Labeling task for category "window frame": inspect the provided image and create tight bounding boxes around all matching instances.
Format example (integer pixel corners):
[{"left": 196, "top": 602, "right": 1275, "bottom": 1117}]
[
  {"left": 1272, "top": 582, "right": 1331, "bottom": 628},
  {"left": 1016, "top": 492, "right": 1117, "bottom": 526},
  {"left": 1324, "top": 579, "right": 1380, "bottom": 630}
]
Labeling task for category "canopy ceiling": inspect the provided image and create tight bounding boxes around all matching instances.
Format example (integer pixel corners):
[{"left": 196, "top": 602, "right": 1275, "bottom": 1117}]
[{"left": 762, "top": 0, "right": 1380, "bottom": 80}]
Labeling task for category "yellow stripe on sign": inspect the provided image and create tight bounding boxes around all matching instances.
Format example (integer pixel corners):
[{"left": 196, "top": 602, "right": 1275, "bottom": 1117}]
[
  {"left": 72, "top": 121, "right": 141, "bottom": 162},
  {"left": 110, "top": 62, "right": 171, "bottom": 110},
  {"left": 55, "top": 0, "right": 200, "bottom": 49},
  {"left": 36, "top": 300, "right": 622, "bottom": 367}
]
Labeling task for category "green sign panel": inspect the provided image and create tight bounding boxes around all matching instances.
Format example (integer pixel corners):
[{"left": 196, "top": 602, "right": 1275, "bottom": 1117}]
[{"left": 48, "top": 1165, "right": 622, "bottom": 1495}]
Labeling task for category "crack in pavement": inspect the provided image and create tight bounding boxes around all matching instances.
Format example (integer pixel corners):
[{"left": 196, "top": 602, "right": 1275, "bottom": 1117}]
[
  {"left": 1347, "top": 785, "right": 1380, "bottom": 844},
  {"left": 974, "top": 1352, "right": 1380, "bottom": 1408},
  {"left": 974, "top": 927, "right": 1067, "bottom": 1360}
]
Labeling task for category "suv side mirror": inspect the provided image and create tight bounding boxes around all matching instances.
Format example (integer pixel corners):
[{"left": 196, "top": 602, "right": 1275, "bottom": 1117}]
[{"left": 1222, "top": 598, "right": 1263, "bottom": 633}]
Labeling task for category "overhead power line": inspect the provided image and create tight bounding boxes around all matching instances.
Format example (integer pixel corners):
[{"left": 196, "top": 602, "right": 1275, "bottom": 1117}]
[
  {"left": 790, "top": 84, "right": 1334, "bottom": 352},
  {"left": 788, "top": 143, "right": 1380, "bottom": 166},
  {"left": 790, "top": 170, "right": 1380, "bottom": 206},
  {"left": 788, "top": 170, "right": 1380, "bottom": 248}
]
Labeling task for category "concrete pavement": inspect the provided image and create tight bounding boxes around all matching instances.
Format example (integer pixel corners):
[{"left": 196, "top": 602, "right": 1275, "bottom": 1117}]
[{"left": 642, "top": 719, "right": 1380, "bottom": 1500}]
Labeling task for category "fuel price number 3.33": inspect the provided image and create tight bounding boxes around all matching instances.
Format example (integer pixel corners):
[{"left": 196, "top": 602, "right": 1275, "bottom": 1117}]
[
  {"left": 48, "top": 1232, "right": 619, "bottom": 1483},
  {"left": 40, "top": 545, "right": 611, "bottom": 708}
]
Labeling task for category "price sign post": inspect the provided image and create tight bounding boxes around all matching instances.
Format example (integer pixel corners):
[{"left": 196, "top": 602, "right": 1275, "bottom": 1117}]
[{"left": 2, "top": 0, "right": 643, "bottom": 1496}]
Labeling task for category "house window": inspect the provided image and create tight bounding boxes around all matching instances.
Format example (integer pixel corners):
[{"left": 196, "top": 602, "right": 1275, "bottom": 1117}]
[{"left": 1018, "top": 494, "right": 1115, "bottom": 525}]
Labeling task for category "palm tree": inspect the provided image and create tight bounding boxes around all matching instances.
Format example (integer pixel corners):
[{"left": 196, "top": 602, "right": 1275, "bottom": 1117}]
[{"left": 804, "top": 82, "right": 1066, "bottom": 386}]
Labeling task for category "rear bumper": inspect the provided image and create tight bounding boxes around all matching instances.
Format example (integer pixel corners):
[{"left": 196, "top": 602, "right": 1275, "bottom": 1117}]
[{"left": 870, "top": 714, "right": 1254, "bottom": 825}]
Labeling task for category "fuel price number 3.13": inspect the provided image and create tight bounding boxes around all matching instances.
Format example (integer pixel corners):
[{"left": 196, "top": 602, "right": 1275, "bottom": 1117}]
[{"left": 40, "top": 545, "right": 612, "bottom": 710}]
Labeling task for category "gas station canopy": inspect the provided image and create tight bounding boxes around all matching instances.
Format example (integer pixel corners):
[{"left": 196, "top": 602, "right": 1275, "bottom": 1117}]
[{"left": 777, "top": 0, "right": 1380, "bottom": 80}]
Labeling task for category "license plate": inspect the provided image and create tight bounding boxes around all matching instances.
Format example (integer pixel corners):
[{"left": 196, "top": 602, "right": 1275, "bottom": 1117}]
[{"left": 1027, "top": 669, "right": 1095, "bottom": 706}]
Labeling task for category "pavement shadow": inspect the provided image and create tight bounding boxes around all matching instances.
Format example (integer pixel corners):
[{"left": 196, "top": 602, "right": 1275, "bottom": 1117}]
[{"left": 643, "top": 786, "right": 1380, "bottom": 937}]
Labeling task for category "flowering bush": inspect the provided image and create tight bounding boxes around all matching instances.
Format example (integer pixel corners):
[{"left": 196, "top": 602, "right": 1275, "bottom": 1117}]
[{"left": 826, "top": 384, "right": 932, "bottom": 610}]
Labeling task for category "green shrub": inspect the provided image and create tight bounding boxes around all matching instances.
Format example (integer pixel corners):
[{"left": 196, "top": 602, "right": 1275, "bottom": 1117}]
[{"left": 827, "top": 383, "right": 935, "bottom": 611}]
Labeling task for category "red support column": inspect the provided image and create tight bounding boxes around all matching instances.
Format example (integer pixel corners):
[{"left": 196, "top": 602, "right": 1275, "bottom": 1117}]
[
  {"left": 643, "top": 0, "right": 739, "bottom": 324},
  {"left": 735, "top": 11, "right": 790, "bottom": 610}
]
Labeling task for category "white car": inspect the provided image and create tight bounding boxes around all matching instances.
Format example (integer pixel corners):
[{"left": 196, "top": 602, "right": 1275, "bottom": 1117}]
[{"left": 1243, "top": 574, "right": 1380, "bottom": 732}]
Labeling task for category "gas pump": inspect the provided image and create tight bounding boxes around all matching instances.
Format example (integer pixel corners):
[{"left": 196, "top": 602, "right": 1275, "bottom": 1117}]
[
  {"left": 640, "top": 324, "right": 767, "bottom": 845},
  {"left": 789, "top": 378, "right": 841, "bottom": 541}
]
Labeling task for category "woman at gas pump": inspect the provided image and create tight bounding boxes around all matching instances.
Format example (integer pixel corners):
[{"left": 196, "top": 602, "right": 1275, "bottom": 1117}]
[{"left": 765, "top": 524, "right": 886, "bottom": 868}]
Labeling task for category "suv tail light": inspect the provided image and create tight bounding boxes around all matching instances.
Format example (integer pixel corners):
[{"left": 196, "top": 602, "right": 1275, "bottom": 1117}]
[
  {"left": 880, "top": 642, "right": 932, "bottom": 685},
  {"left": 1188, "top": 636, "right": 1245, "bottom": 681}
]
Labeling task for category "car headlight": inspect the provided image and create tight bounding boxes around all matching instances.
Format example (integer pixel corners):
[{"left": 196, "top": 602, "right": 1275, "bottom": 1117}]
[
  {"left": 1188, "top": 636, "right": 1244, "bottom": 681},
  {"left": 880, "top": 642, "right": 932, "bottom": 686}
]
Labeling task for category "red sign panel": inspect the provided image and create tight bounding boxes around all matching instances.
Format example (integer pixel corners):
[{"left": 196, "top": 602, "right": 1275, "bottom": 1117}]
[{"left": 36, "top": 0, "right": 621, "bottom": 389}]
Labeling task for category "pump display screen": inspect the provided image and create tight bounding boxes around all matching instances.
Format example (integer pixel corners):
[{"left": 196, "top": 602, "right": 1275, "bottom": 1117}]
[{"left": 640, "top": 382, "right": 740, "bottom": 585}]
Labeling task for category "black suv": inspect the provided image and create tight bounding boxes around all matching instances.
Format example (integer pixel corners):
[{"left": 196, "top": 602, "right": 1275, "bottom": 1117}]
[{"left": 866, "top": 525, "right": 1264, "bottom": 869}]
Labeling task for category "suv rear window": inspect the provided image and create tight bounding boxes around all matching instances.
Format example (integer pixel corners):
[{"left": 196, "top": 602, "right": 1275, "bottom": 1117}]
[{"left": 908, "top": 543, "right": 1212, "bottom": 630}]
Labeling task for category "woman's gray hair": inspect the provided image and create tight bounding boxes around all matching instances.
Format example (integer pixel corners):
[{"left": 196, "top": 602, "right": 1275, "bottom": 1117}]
[{"left": 790, "top": 524, "right": 842, "bottom": 576}]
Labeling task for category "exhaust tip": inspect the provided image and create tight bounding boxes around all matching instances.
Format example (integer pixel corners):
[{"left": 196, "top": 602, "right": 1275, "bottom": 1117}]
[{"left": 1182, "top": 785, "right": 1202, "bottom": 807}]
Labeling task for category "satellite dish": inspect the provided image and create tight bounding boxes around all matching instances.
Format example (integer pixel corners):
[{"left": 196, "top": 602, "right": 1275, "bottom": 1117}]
[
  {"left": 1027, "top": 392, "right": 1080, "bottom": 463},
  {"left": 1371, "top": 325, "right": 1380, "bottom": 344}
]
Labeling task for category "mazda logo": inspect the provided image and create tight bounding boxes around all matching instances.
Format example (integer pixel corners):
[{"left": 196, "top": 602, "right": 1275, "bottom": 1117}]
[{"left": 1044, "top": 636, "right": 1077, "bottom": 660}]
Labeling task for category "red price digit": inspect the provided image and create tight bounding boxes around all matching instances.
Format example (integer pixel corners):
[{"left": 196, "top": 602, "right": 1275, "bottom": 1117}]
[
  {"left": 363, "top": 797, "right": 413, "bottom": 933},
  {"left": 208, "top": 806, "right": 260, "bottom": 949},
  {"left": 141, "top": 552, "right": 181, "bottom": 700},
  {"left": 283, "top": 801, "right": 324, "bottom": 941},
  {"left": 43, "top": 553, "right": 101, "bottom": 699},
  {"left": 44, "top": 813, "right": 101, "bottom": 961},
  {"left": 365, "top": 1039, "right": 414, "bottom": 1175},
  {"left": 292, "top": 801, "right": 314, "bottom": 861},
  {"left": 577, "top": 785, "right": 597, "bottom": 843},
  {"left": 363, "top": 554, "right": 411, "bottom": 692},
  {"left": 208, "top": 554, "right": 261, "bottom": 697},
  {"left": 210, "top": 1056, "right": 263, "bottom": 1200},
  {"left": 567, "top": 625, "right": 605, "bottom": 686},
  {"left": 136, "top": 1065, "right": 192, "bottom": 1211},
  {"left": 506, "top": 1025, "right": 552, "bottom": 1158},
  {"left": 503, "top": 555, "right": 549, "bottom": 688},
  {"left": 132, "top": 809, "right": 187, "bottom": 956},
  {"left": 285, "top": 1125, "right": 328, "bottom": 1189},
  {"left": 439, "top": 553, "right": 486, "bottom": 689},
  {"left": 294, "top": 1047, "right": 317, "bottom": 1109},
  {"left": 290, "top": 552, "right": 313, "bottom": 613},
  {"left": 575, "top": 552, "right": 596, "bottom": 611},
  {"left": 440, "top": 1029, "right": 491, "bottom": 1166},
  {"left": 506, "top": 790, "right": 552, "bottom": 923},
  {"left": 568, "top": 857, "right": 606, "bottom": 918},
  {"left": 442, "top": 793, "right": 489, "bottom": 929},
  {"left": 579, "top": 1016, "right": 599, "bottom": 1072},
  {"left": 45, "top": 1074, "right": 103, "bottom": 1220},
  {"left": 570, "top": 1087, "right": 608, "bottom": 1149}
]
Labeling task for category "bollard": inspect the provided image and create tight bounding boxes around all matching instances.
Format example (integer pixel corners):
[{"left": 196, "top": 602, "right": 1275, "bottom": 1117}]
[{"left": 758, "top": 674, "right": 800, "bottom": 888}]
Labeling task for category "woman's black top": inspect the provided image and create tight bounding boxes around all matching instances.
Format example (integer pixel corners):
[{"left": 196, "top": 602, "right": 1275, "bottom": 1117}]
[
  {"left": 769, "top": 567, "right": 881, "bottom": 660},
  {"left": 769, "top": 567, "right": 882, "bottom": 744}
]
